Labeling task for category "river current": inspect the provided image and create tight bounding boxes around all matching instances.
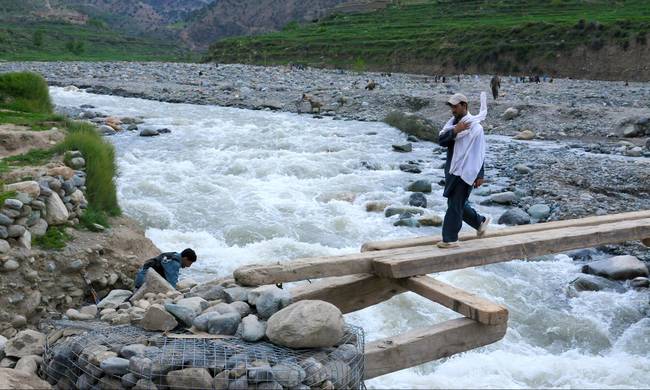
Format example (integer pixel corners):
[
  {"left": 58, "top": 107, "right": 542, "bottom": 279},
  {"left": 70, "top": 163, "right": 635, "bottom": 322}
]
[{"left": 51, "top": 87, "right": 650, "bottom": 389}]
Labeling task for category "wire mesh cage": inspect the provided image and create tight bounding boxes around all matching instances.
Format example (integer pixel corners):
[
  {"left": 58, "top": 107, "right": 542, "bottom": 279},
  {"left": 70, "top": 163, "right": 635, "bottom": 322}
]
[{"left": 42, "top": 320, "right": 365, "bottom": 389}]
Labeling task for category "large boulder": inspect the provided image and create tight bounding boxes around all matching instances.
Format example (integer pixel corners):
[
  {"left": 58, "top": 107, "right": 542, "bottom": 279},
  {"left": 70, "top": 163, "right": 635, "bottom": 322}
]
[
  {"left": 582, "top": 255, "right": 649, "bottom": 280},
  {"left": 513, "top": 130, "right": 536, "bottom": 140},
  {"left": 241, "top": 314, "right": 266, "bottom": 342},
  {"left": 130, "top": 268, "right": 176, "bottom": 302},
  {"left": 502, "top": 107, "right": 519, "bottom": 120},
  {"left": 188, "top": 282, "right": 226, "bottom": 301},
  {"left": 45, "top": 192, "right": 69, "bottom": 225},
  {"left": 100, "top": 357, "right": 130, "bottom": 376},
  {"left": 266, "top": 300, "right": 344, "bottom": 349},
  {"left": 498, "top": 208, "right": 530, "bottom": 226},
  {"left": 4, "top": 181, "right": 40, "bottom": 199},
  {"left": 141, "top": 304, "right": 178, "bottom": 332},
  {"left": 407, "top": 180, "right": 432, "bottom": 193},
  {"left": 253, "top": 286, "right": 291, "bottom": 319},
  {"left": 408, "top": 193, "right": 427, "bottom": 208},
  {"left": 207, "top": 312, "right": 241, "bottom": 335},
  {"left": 0, "top": 368, "right": 51, "bottom": 389},
  {"left": 488, "top": 191, "right": 518, "bottom": 205},
  {"left": 97, "top": 289, "right": 132, "bottom": 309},
  {"left": 3, "top": 330, "right": 45, "bottom": 358},
  {"left": 166, "top": 368, "right": 212, "bottom": 390},
  {"left": 383, "top": 111, "right": 438, "bottom": 142},
  {"left": 527, "top": 204, "right": 551, "bottom": 220},
  {"left": 569, "top": 274, "right": 625, "bottom": 293}
]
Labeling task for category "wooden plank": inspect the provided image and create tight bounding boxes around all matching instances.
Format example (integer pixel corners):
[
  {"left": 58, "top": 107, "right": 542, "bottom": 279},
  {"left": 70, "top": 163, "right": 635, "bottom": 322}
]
[
  {"left": 397, "top": 276, "right": 508, "bottom": 325},
  {"left": 290, "top": 274, "right": 405, "bottom": 314},
  {"left": 361, "top": 210, "right": 650, "bottom": 252},
  {"left": 233, "top": 254, "right": 376, "bottom": 286},
  {"left": 373, "top": 218, "right": 650, "bottom": 279},
  {"left": 234, "top": 245, "right": 438, "bottom": 286},
  {"left": 364, "top": 318, "right": 507, "bottom": 379}
]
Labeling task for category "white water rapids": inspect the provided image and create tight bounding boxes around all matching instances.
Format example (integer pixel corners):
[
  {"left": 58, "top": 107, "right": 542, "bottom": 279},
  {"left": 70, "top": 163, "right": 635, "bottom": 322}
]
[{"left": 51, "top": 87, "right": 650, "bottom": 389}]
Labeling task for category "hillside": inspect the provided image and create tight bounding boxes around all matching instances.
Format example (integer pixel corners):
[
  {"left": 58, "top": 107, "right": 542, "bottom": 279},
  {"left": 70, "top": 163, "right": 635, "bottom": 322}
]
[
  {"left": 205, "top": 0, "right": 650, "bottom": 80},
  {"left": 0, "top": 0, "right": 196, "bottom": 61},
  {"left": 180, "top": 0, "right": 350, "bottom": 50},
  {"left": 0, "top": 0, "right": 356, "bottom": 59}
]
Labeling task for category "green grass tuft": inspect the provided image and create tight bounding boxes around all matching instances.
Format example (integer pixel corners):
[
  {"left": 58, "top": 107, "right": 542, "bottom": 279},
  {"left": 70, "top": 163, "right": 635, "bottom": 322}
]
[
  {"left": 57, "top": 120, "right": 120, "bottom": 216},
  {"left": 33, "top": 226, "right": 72, "bottom": 250},
  {"left": 78, "top": 207, "right": 110, "bottom": 232},
  {"left": 0, "top": 190, "right": 17, "bottom": 204},
  {"left": 0, "top": 148, "right": 58, "bottom": 174},
  {"left": 0, "top": 72, "right": 52, "bottom": 114}
]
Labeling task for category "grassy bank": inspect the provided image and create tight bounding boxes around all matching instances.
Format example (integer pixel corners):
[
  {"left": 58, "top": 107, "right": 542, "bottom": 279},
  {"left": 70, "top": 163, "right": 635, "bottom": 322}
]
[
  {"left": 0, "top": 71, "right": 120, "bottom": 243},
  {"left": 205, "top": 0, "right": 650, "bottom": 75},
  {"left": 0, "top": 20, "right": 193, "bottom": 62}
]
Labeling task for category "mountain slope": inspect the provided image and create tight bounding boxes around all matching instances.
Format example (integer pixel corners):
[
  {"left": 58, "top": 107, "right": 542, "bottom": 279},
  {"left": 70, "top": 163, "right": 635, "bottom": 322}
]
[
  {"left": 180, "top": 0, "right": 350, "bottom": 50},
  {"left": 204, "top": 0, "right": 650, "bottom": 80}
]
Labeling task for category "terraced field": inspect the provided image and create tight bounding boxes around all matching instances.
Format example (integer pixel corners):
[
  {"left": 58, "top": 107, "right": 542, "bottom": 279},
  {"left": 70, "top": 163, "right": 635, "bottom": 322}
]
[{"left": 206, "top": 0, "right": 650, "bottom": 75}]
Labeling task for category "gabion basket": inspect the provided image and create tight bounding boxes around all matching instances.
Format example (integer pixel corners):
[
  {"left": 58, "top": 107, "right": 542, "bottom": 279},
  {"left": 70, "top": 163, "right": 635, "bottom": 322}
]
[{"left": 42, "top": 320, "right": 365, "bottom": 390}]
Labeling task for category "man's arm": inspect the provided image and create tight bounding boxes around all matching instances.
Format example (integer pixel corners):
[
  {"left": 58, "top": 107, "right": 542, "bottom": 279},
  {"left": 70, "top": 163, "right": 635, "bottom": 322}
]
[
  {"left": 474, "top": 163, "right": 486, "bottom": 188},
  {"left": 162, "top": 260, "right": 181, "bottom": 288},
  {"left": 438, "top": 127, "right": 456, "bottom": 147}
]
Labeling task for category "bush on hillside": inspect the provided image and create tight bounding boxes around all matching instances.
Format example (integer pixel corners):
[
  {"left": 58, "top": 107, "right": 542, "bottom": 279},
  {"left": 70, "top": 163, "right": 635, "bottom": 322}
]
[
  {"left": 57, "top": 121, "right": 121, "bottom": 217},
  {"left": 0, "top": 71, "right": 52, "bottom": 113}
]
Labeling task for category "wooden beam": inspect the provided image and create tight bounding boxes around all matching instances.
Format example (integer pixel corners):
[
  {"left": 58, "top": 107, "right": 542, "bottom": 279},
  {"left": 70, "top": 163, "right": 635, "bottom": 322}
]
[
  {"left": 396, "top": 276, "right": 508, "bottom": 325},
  {"left": 364, "top": 318, "right": 507, "bottom": 379},
  {"left": 361, "top": 210, "right": 650, "bottom": 252},
  {"left": 373, "top": 218, "right": 650, "bottom": 279},
  {"left": 290, "top": 274, "right": 405, "bottom": 314}
]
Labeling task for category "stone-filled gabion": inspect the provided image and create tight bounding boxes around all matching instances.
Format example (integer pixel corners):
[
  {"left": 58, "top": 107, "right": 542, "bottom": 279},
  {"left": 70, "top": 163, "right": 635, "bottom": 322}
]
[{"left": 42, "top": 321, "right": 365, "bottom": 389}]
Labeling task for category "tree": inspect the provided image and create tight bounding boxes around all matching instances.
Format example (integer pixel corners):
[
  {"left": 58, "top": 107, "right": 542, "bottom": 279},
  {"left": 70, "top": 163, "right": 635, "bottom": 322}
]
[{"left": 33, "top": 30, "right": 44, "bottom": 47}]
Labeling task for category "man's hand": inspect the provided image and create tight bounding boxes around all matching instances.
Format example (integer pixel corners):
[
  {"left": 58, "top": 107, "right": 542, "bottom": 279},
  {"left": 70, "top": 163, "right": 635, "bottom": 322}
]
[
  {"left": 453, "top": 121, "right": 470, "bottom": 135},
  {"left": 473, "top": 178, "right": 485, "bottom": 188}
]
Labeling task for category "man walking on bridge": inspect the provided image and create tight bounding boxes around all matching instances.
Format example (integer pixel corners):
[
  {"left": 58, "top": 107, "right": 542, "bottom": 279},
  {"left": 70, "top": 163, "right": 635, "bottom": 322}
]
[{"left": 437, "top": 92, "right": 490, "bottom": 248}]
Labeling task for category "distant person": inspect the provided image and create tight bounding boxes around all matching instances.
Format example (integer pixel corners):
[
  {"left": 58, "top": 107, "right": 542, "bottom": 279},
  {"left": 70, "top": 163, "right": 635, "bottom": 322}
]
[
  {"left": 437, "top": 92, "right": 490, "bottom": 248},
  {"left": 490, "top": 75, "right": 501, "bottom": 100},
  {"left": 625, "top": 80, "right": 629, "bottom": 86},
  {"left": 134, "top": 249, "right": 197, "bottom": 288}
]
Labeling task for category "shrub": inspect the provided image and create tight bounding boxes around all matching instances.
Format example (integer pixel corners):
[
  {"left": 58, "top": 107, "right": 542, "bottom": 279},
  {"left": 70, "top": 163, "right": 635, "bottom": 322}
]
[
  {"left": 33, "top": 30, "right": 44, "bottom": 47},
  {"left": 65, "top": 39, "right": 85, "bottom": 55},
  {"left": 78, "top": 207, "right": 110, "bottom": 231},
  {"left": 352, "top": 57, "right": 366, "bottom": 72},
  {"left": 33, "top": 226, "right": 72, "bottom": 250},
  {"left": 57, "top": 121, "right": 120, "bottom": 216},
  {"left": 0, "top": 72, "right": 52, "bottom": 113}
]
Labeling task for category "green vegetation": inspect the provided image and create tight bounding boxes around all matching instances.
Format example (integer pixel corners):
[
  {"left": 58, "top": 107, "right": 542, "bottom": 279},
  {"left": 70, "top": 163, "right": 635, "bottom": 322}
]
[
  {"left": 206, "top": 0, "right": 650, "bottom": 73},
  {"left": 0, "top": 190, "right": 17, "bottom": 205},
  {"left": 0, "top": 21, "right": 192, "bottom": 62},
  {"left": 33, "top": 226, "right": 72, "bottom": 250},
  {"left": 0, "top": 148, "right": 57, "bottom": 174},
  {"left": 78, "top": 207, "right": 110, "bottom": 231},
  {"left": 56, "top": 121, "right": 120, "bottom": 217},
  {"left": 0, "top": 71, "right": 120, "bottom": 251},
  {"left": 0, "top": 110, "right": 65, "bottom": 130},
  {"left": 0, "top": 72, "right": 52, "bottom": 113}
]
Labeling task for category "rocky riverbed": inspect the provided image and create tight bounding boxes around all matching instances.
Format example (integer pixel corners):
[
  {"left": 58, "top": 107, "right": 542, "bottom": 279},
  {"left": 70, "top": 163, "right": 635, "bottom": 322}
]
[{"left": 0, "top": 62, "right": 648, "bottom": 388}]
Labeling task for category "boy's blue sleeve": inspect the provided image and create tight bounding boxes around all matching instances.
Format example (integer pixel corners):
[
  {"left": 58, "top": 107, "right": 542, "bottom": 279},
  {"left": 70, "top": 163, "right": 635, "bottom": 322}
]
[
  {"left": 162, "top": 260, "right": 181, "bottom": 288},
  {"left": 134, "top": 267, "right": 146, "bottom": 289}
]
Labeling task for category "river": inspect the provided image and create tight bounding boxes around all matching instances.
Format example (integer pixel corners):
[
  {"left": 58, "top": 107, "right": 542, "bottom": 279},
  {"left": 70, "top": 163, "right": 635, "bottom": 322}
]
[{"left": 51, "top": 87, "right": 650, "bottom": 389}]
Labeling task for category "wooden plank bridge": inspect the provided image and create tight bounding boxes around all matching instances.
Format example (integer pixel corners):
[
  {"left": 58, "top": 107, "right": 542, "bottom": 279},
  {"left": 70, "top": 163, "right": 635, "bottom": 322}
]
[{"left": 233, "top": 211, "right": 650, "bottom": 380}]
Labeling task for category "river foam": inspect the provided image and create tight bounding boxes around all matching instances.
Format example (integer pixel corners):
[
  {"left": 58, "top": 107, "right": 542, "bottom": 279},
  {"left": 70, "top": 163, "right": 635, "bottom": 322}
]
[{"left": 51, "top": 87, "right": 650, "bottom": 389}]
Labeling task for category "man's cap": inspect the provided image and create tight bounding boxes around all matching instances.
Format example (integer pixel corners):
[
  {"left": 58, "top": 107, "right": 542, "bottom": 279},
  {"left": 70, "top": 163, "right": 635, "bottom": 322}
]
[{"left": 447, "top": 93, "right": 468, "bottom": 106}]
